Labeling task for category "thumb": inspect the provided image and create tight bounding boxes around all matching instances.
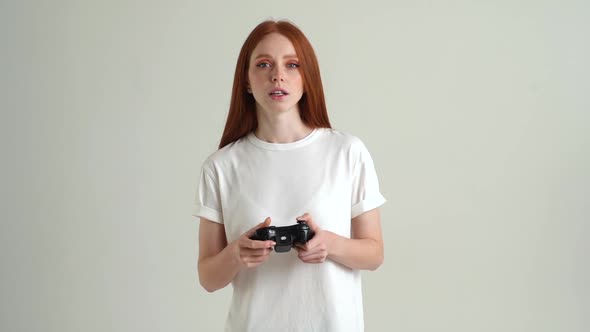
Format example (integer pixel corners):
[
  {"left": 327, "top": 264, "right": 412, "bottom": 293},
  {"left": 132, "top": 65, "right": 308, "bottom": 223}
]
[
  {"left": 246, "top": 217, "right": 272, "bottom": 237},
  {"left": 260, "top": 216, "right": 272, "bottom": 228},
  {"left": 297, "top": 213, "right": 319, "bottom": 231}
]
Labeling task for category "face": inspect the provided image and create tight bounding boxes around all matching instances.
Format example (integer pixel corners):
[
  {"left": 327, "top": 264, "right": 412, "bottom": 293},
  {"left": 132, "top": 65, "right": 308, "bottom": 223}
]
[{"left": 247, "top": 33, "right": 304, "bottom": 114}]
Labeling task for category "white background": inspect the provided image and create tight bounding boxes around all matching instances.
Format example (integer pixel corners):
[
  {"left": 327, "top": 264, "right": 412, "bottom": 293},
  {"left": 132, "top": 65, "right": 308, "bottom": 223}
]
[{"left": 2, "top": 0, "right": 588, "bottom": 331}]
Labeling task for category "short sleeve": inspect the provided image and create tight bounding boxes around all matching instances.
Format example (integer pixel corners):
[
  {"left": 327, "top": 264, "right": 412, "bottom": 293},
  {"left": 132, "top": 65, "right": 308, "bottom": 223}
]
[
  {"left": 350, "top": 141, "right": 386, "bottom": 219},
  {"left": 193, "top": 165, "right": 224, "bottom": 224}
]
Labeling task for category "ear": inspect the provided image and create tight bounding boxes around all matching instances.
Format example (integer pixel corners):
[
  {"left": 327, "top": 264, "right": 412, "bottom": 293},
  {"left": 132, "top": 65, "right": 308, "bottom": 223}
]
[{"left": 245, "top": 79, "right": 252, "bottom": 93}]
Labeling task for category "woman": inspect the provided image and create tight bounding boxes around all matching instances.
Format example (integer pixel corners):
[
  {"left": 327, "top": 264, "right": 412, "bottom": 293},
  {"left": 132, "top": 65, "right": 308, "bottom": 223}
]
[{"left": 194, "top": 19, "right": 386, "bottom": 332}]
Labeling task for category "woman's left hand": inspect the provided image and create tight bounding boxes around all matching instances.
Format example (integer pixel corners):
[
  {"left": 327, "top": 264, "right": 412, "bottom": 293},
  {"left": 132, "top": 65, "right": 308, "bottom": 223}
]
[{"left": 294, "top": 213, "right": 337, "bottom": 264}]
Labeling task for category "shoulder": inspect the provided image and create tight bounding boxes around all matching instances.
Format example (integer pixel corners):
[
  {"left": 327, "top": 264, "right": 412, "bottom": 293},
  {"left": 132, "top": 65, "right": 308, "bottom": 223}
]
[
  {"left": 200, "top": 136, "right": 250, "bottom": 174},
  {"left": 318, "top": 127, "right": 369, "bottom": 155},
  {"left": 318, "top": 128, "right": 378, "bottom": 175}
]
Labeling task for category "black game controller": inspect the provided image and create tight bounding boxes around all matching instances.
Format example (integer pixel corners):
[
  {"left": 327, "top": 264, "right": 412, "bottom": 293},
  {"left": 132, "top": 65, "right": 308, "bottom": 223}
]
[{"left": 250, "top": 220, "right": 315, "bottom": 253}]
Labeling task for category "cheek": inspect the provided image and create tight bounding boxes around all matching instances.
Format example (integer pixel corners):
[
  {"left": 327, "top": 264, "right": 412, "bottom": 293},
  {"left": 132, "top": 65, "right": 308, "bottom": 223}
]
[
  {"left": 249, "top": 72, "right": 266, "bottom": 86},
  {"left": 292, "top": 74, "right": 304, "bottom": 90},
  {"left": 247, "top": 71, "right": 254, "bottom": 84}
]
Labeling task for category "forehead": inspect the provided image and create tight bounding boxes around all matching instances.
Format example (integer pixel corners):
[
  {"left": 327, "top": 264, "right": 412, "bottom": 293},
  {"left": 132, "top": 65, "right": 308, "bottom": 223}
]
[{"left": 251, "top": 33, "right": 297, "bottom": 59}]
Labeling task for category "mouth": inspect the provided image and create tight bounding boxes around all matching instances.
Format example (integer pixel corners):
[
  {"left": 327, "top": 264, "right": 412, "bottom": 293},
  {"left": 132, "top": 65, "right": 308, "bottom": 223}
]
[{"left": 269, "top": 88, "right": 289, "bottom": 97}]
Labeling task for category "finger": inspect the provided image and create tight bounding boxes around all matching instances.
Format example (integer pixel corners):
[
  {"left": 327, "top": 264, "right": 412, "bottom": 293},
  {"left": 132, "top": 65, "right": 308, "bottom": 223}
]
[
  {"left": 260, "top": 216, "right": 272, "bottom": 228},
  {"left": 295, "top": 240, "right": 319, "bottom": 252},
  {"left": 242, "top": 238, "right": 276, "bottom": 249},
  {"left": 300, "top": 257, "right": 325, "bottom": 264},
  {"left": 241, "top": 248, "right": 272, "bottom": 256},
  {"left": 294, "top": 243, "right": 306, "bottom": 250},
  {"left": 299, "top": 249, "right": 325, "bottom": 257},
  {"left": 242, "top": 251, "right": 273, "bottom": 266},
  {"left": 244, "top": 257, "right": 268, "bottom": 267},
  {"left": 300, "top": 237, "right": 319, "bottom": 251},
  {"left": 298, "top": 249, "right": 322, "bottom": 259},
  {"left": 297, "top": 213, "right": 319, "bottom": 231},
  {"left": 245, "top": 217, "right": 272, "bottom": 237},
  {"left": 294, "top": 242, "right": 314, "bottom": 253},
  {"left": 298, "top": 243, "right": 327, "bottom": 257},
  {"left": 252, "top": 251, "right": 274, "bottom": 262},
  {"left": 304, "top": 258, "right": 326, "bottom": 264},
  {"left": 298, "top": 252, "right": 326, "bottom": 262},
  {"left": 297, "top": 213, "right": 311, "bottom": 221}
]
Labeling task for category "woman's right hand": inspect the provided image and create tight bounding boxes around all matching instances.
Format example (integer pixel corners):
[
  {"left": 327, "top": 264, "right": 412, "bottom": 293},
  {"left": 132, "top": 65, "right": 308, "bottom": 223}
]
[{"left": 231, "top": 217, "right": 276, "bottom": 268}]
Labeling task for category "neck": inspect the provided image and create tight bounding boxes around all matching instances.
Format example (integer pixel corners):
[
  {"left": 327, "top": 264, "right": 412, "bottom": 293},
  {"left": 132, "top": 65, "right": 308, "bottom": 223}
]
[{"left": 254, "top": 109, "right": 312, "bottom": 143}]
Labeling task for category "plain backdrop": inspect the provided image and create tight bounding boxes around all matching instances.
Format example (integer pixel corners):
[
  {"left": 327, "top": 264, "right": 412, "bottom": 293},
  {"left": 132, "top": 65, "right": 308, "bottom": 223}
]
[{"left": 2, "top": 0, "right": 589, "bottom": 331}]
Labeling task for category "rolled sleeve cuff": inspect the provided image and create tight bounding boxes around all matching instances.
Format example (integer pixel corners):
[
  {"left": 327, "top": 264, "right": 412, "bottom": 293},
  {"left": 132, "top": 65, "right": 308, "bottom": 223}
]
[
  {"left": 193, "top": 205, "right": 223, "bottom": 224},
  {"left": 351, "top": 194, "right": 386, "bottom": 219}
]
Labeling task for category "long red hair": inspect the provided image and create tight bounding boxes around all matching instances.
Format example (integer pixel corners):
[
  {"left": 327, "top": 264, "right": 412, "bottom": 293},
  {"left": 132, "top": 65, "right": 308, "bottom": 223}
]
[{"left": 218, "top": 20, "right": 332, "bottom": 149}]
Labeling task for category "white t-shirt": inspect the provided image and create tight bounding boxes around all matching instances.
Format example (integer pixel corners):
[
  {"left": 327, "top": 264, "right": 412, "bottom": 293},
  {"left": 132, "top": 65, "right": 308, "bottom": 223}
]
[{"left": 194, "top": 127, "right": 386, "bottom": 332}]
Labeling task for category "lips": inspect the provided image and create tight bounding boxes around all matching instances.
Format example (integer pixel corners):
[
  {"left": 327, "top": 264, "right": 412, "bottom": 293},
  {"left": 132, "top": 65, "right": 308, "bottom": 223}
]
[{"left": 269, "top": 88, "right": 289, "bottom": 96}]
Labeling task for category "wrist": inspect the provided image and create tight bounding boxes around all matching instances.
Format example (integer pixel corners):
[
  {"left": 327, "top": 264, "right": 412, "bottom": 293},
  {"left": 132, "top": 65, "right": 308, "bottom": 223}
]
[
  {"left": 226, "top": 240, "right": 245, "bottom": 269},
  {"left": 325, "top": 231, "right": 341, "bottom": 257}
]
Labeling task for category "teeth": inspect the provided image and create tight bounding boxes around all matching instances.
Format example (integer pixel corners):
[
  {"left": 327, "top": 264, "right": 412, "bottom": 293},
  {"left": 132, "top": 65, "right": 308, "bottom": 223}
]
[{"left": 271, "top": 91, "right": 285, "bottom": 95}]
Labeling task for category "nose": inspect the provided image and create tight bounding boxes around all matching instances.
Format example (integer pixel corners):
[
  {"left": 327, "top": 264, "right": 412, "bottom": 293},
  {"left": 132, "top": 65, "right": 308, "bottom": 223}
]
[{"left": 271, "top": 67, "right": 285, "bottom": 82}]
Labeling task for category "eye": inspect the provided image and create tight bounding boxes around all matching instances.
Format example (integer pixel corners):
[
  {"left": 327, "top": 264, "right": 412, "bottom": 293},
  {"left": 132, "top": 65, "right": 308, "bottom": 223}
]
[
  {"left": 287, "top": 63, "right": 300, "bottom": 69},
  {"left": 256, "top": 62, "right": 271, "bottom": 68}
]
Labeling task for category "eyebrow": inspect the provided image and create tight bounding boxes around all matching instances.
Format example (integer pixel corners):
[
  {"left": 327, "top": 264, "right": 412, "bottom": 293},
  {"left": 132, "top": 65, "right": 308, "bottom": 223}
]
[{"left": 253, "top": 53, "right": 299, "bottom": 60}]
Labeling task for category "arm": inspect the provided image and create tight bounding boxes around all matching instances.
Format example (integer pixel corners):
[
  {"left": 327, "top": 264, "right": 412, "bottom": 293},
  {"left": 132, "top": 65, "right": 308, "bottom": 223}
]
[
  {"left": 198, "top": 217, "right": 275, "bottom": 292},
  {"left": 329, "top": 208, "right": 384, "bottom": 270},
  {"left": 295, "top": 209, "right": 384, "bottom": 271},
  {"left": 197, "top": 218, "right": 241, "bottom": 292}
]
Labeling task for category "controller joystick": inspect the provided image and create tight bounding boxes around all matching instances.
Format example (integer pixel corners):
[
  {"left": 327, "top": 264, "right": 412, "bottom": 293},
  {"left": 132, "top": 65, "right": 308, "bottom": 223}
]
[{"left": 250, "top": 220, "right": 315, "bottom": 253}]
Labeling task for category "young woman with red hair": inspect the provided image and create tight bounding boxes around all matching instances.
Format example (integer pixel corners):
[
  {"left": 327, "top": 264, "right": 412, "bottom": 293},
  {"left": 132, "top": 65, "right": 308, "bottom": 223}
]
[{"left": 194, "top": 20, "right": 386, "bottom": 332}]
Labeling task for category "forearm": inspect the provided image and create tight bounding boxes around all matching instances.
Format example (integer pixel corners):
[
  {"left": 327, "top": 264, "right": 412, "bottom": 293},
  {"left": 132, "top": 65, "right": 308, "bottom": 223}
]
[
  {"left": 198, "top": 242, "right": 242, "bottom": 292},
  {"left": 328, "top": 235, "right": 383, "bottom": 271}
]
